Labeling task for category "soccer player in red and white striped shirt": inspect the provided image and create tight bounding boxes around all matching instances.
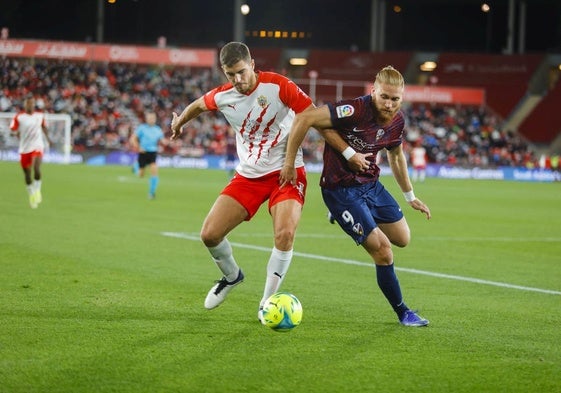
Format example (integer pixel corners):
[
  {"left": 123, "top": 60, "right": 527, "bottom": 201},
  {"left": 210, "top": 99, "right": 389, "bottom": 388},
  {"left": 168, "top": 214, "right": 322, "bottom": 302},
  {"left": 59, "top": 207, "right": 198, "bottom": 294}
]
[
  {"left": 10, "top": 97, "right": 52, "bottom": 209},
  {"left": 171, "top": 42, "right": 316, "bottom": 320}
]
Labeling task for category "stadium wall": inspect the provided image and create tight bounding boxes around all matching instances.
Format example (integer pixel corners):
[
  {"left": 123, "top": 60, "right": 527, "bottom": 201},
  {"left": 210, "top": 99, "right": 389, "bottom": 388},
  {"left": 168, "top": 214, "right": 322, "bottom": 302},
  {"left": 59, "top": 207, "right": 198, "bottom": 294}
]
[{"left": 1, "top": 149, "right": 558, "bottom": 182}]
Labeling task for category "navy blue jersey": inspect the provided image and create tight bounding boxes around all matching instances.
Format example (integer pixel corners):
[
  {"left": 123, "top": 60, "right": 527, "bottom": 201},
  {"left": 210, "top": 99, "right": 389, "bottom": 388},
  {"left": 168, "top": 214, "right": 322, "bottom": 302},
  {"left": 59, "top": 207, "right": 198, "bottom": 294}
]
[{"left": 320, "top": 95, "right": 405, "bottom": 189}]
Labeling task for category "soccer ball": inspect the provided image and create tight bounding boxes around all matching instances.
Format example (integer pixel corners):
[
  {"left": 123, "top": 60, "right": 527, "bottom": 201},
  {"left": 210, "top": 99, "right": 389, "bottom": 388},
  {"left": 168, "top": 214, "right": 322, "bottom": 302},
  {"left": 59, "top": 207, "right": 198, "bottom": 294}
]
[{"left": 261, "top": 292, "right": 303, "bottom": 332}]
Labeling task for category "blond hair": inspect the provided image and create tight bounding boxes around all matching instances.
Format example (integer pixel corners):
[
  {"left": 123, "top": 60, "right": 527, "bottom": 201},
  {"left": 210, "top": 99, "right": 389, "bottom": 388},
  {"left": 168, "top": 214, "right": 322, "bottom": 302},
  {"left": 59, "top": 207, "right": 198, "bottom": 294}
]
[{"left": 374, "top": 65, "right": 404, "bottom": 89}]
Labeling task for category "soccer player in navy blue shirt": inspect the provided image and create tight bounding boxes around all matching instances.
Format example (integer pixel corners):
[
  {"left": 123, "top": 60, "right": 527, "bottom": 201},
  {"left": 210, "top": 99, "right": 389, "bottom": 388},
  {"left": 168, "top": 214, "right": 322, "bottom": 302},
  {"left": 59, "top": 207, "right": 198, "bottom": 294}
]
[
  {"left": 130, "top": 111, "right": 164, "bottom": 199},
  {"left": 280, "top": 66, "right": 431, "bottom": 326}
]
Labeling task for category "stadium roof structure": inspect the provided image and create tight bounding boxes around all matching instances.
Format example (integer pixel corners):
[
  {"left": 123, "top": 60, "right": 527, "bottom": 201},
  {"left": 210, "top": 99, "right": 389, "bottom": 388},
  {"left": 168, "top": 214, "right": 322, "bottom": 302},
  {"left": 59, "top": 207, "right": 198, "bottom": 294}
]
[{"left": 1, "top": 0, "right": 559, "bottom": 54}]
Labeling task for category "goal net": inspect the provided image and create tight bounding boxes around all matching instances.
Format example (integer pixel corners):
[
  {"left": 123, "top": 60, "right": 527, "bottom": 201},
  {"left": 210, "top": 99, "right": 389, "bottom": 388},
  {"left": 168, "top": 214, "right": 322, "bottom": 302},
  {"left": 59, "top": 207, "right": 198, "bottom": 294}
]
[{"left": 0, "top": 112, "right": 73, "bottom": 164}]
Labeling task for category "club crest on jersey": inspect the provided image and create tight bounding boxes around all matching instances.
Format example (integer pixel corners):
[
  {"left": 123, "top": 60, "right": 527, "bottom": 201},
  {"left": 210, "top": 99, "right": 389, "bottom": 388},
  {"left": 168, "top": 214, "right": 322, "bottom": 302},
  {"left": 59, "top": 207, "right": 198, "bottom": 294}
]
[
  {"left": 376, "top": 129, "right": 385, "bottom": 140},
  {"left": 335, "top": 104, "right": 355, "bottom": 118},
  {"left": 352, "top": 223, "right": 364, "bottom": 236},
  {"left": 257, "top": 95, "right": 268, "bottom": 108}
]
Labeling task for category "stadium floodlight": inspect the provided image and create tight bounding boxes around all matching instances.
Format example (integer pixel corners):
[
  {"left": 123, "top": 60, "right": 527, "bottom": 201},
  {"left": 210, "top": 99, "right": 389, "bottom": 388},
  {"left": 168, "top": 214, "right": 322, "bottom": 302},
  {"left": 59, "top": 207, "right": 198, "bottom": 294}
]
[
  {"left": 289, "top": 58, "right": 308, "bottom": 66},
  {"left": 420, "top": 61, "right": 437, "bottom": 72}
]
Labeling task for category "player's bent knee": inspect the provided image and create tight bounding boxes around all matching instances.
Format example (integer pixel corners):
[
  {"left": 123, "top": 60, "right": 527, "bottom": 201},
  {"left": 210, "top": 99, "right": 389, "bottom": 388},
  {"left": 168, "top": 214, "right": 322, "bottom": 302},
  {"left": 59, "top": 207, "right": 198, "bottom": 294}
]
[
  {"left": 392, "top": 236, "right": 410, "bottom": 248},
  {"left": 200, "top": 229, "right": 222, "bottom": 248},
  {"left": 389, "top": 227, "right": 411, "bottom": 248},
  {"left": 364, "top": 241, "right": 393, "bottom": 265},
  {"left": 372, "top": 249, "right": 394, "bottom": 266},
  {"left": 273, "top": 228, "right": 295, "bottom": 250}
]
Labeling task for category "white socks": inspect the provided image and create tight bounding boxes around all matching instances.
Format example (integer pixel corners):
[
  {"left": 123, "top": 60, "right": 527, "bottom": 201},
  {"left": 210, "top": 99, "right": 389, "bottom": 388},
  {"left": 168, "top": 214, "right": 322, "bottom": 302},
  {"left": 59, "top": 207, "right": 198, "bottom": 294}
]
[
  {"left": 207, "top": 241, "right": 294, "bottom": 304},
  {"left": 27, "top": 180, "right": 41, "bottom": 195},
  {"left": 260, "top": 247, "right": 293, "bottom": 307},
  {"left": 208, "top": 239, "right": 239, "bottom": 282}
]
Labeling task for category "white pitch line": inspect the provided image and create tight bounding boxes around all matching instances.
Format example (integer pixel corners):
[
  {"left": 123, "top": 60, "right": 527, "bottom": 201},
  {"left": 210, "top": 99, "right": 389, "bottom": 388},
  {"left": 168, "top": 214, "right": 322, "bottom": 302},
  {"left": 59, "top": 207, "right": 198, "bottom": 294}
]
[
  {"left": 419, "top": 236, "right": 561, "bottom": 243},
  {"left": 180, "top": 231, "right": 561, "bottom": 242},
  {"left": 117, "top": 176, "right": 143, "bottom": 183},
  {"left": 161, "top": 231, "right": 561, "bottom": 296}
]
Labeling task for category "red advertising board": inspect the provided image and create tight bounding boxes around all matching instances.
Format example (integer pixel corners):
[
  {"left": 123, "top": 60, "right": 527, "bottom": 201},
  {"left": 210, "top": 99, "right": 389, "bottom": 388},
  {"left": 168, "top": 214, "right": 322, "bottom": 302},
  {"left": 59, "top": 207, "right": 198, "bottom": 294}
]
[
  {"left": 403, "top": 85, "right": 485, "bottom": 105},
  {"left": 364, "top": 83, "right": 485, "bottom": 105},
  {"left": 0, "top": 39, "right": 216, "bottom": 67}
]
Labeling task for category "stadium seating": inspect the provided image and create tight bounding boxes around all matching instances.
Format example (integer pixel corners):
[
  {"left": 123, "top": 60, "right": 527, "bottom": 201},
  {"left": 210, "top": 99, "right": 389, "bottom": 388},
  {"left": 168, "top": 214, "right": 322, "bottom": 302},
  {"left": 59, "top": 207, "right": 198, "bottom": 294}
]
[
  {"left": 251, "top": 48, "right": 284, "bottom": 72},
  {"left": 302, "top": 50, "right": 413, "bottom": 102},
  {"left": 0, "top": 49, "right": 555, "bottom": 168},
  {"left": 431, "top": 53, "right": 544, "bottom": 119},
  {"left": 518, "top": 78, "right": 561, "bottom": 144}
]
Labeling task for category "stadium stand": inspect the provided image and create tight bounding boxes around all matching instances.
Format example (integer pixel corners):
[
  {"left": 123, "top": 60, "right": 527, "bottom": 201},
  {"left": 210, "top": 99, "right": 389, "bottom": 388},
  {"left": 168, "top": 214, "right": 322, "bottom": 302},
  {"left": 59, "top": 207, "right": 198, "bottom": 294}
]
[
  {"left": 401, "top": 103, "right": 535, "bottom": 168},
  {"left": 0, "top": 57, "right": 221, "bottom": 155},
  {"left": 430, "top": 53, "right": 544, "bottom": 120},
  {"left": 300, "top": 50, "right": 413, "bottom": 102},
  {"left": 251, "top": 47, "right": 284, "bottom": 72},
  {"left": 304, "top": 50, "right": 412, "bottom": 81},
  {"left": 1, "top": 40, "right": 559, "bottom": 169},
  {"left": 518, "top": 76, "right": 561, "bottom": 144}
]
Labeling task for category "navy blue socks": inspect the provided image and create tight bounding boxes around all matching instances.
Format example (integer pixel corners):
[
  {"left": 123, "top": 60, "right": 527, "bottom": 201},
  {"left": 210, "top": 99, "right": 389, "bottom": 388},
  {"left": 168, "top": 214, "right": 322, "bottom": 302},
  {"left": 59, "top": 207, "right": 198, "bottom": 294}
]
[{"left": 376, "top": 263, "right": 409, "bottom": 317}]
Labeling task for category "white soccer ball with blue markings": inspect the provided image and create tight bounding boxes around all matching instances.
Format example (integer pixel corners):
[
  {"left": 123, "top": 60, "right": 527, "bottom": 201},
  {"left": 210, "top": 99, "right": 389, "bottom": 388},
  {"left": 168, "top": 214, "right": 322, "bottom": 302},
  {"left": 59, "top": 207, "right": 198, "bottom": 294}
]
[{"left": 261, "top": 292, "right": 303, "bottom": 332}]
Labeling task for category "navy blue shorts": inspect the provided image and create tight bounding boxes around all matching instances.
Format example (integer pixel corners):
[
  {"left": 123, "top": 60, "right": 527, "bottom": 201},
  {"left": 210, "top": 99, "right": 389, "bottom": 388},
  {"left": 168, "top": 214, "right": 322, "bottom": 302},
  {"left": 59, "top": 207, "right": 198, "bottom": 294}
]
[
  {"left": 138, "top": 152, "right": 157, "bottom": 168},
  {"left": 321, "top": 182, "right": 403, "bottom": 245}
]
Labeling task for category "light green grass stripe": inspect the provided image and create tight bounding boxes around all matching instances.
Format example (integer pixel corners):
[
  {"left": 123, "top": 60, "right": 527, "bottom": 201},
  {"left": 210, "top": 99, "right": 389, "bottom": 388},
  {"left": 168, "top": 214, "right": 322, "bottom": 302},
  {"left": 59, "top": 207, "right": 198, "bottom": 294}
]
[{"left": 162, "top": 231, "right": 561, "bottom": 296}]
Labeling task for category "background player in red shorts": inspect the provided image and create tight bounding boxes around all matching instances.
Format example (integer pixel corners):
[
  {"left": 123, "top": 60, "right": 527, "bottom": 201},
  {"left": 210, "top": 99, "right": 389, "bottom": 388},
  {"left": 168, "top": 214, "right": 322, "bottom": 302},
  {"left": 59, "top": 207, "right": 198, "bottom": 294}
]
[
  {"left": 10, "top": 97, "right": 52, "bottom": 209},
  {"left": 171, "top": 42, "right": 315, "bottom": 321},
  {"left": 411, "top": 139, "right": 428, "bottom": 183}
]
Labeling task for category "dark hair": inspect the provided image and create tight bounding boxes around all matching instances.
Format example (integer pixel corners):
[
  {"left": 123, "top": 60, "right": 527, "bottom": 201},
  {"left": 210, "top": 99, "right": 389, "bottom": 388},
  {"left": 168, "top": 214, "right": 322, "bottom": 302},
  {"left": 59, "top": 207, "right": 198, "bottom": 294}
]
[{"left": 219, "top": 42, "right": 251, "bottom": 68}]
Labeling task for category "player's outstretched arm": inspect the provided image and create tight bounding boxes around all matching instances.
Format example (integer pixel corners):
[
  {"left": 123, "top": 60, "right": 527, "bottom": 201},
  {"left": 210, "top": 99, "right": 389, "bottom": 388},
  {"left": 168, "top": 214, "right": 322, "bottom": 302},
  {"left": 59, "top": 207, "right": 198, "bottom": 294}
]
[{"left": 170, "top": 96, "right": 208, "bottom": 140}]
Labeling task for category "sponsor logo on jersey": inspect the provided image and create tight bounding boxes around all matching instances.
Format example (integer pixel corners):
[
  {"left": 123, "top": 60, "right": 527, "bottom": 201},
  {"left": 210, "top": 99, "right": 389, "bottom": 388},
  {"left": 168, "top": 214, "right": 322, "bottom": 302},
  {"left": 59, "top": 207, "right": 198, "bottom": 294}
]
[
  {"left": 335, "top": 104, "right": 354, "bottom": 118},
  {"left": 347, "top": 134, "right": 375, "bottom": 150},
  {"left": 352, "top": 126, "right": 365, "bottom": 132}
]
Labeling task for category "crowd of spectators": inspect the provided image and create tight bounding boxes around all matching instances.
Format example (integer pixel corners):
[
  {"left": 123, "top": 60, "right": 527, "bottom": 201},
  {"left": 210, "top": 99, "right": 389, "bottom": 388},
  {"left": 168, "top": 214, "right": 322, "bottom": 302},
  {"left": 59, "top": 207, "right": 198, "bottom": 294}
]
[
  {"left": 0, "top": 57, "right": 545, "bottom": 169},
  {"left": 401, "top": 103, "right": 538, "bottom": 168},
  {"left": 0, "top": 57, "right": 227, "bottom": 156}
]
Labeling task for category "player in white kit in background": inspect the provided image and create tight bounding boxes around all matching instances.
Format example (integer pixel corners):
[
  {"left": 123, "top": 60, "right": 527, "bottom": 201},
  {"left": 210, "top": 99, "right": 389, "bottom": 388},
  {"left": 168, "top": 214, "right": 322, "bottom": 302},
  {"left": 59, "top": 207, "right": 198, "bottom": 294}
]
[
  {"left": 10, "top": 97, "right": 52, "bottom": 209},
  {"left": 411, "top": 140, "right": 427, "bottom": 183}
]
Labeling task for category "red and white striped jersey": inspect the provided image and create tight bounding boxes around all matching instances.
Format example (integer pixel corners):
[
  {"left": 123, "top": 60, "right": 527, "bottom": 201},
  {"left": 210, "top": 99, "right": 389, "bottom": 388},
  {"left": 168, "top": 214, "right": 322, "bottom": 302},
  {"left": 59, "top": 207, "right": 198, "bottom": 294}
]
[
  {"left": 411, "top": 146, "right": 427, "bottom": 168},
  {"left": 10, "top": 111, "right": 47, "bottom": 154},
  {"left": 204, "top": 71, "right": 313, "bottom": 178}
]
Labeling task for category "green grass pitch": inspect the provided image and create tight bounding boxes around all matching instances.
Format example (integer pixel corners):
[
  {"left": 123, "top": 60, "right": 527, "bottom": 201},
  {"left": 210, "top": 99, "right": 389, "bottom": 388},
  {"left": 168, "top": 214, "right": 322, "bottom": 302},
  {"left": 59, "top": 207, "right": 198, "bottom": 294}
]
[{"left": 1, "top": 161, "right": 560, "bottom": 393}]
